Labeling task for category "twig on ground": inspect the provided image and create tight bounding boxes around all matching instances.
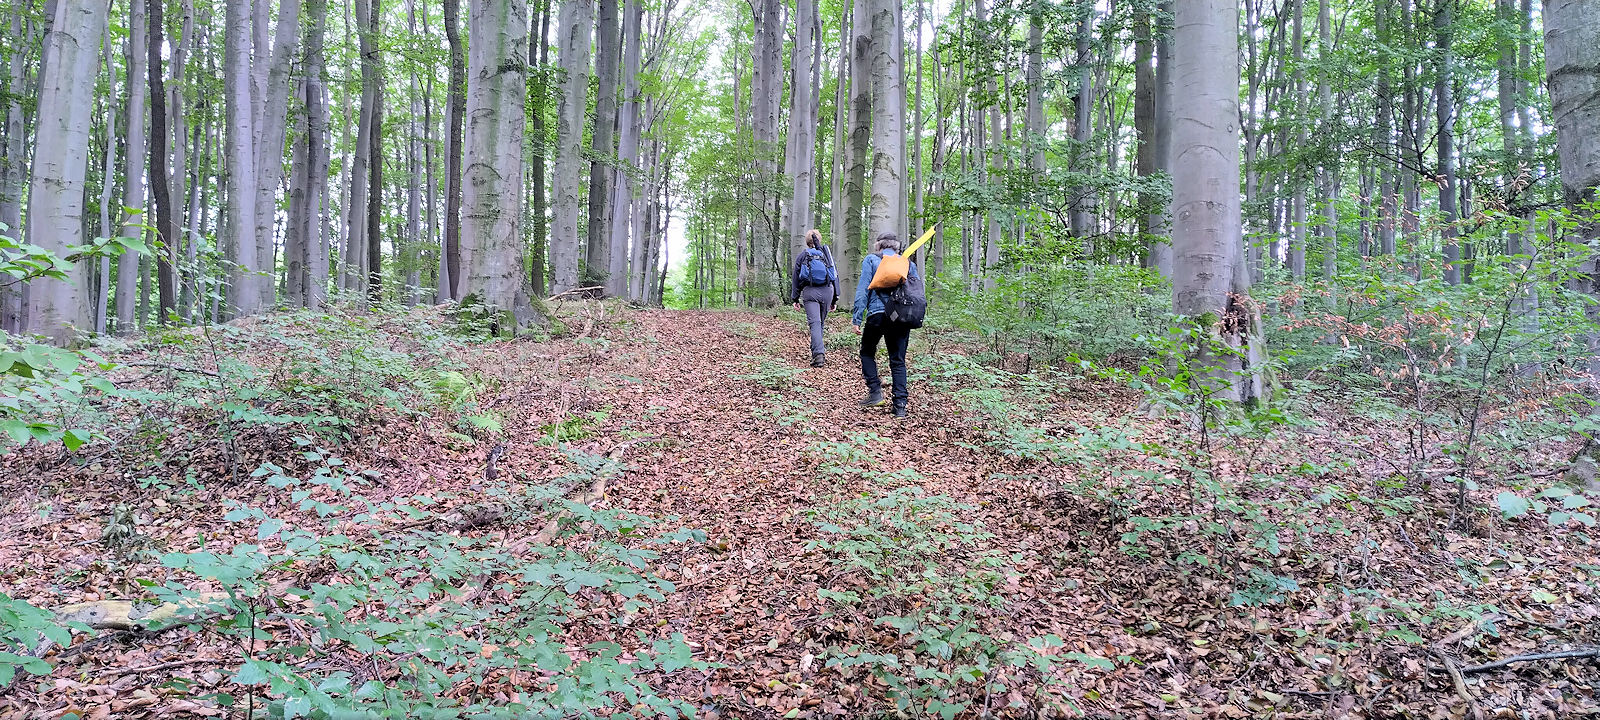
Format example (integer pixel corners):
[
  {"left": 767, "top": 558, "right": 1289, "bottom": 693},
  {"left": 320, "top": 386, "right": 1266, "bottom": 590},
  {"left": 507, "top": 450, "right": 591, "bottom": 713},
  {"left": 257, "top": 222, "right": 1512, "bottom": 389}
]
[
  {"left": 545, "top": 286, "right": 604, "bottom": 302},
  {"left": 123, "top": 362, "right": 221, "bottom": 377},
  {"left": 106, "top": 657, "right": 225, "bottom": 676},
  {"left": 1431, "top": 649, "right": 1485, "bottom": 720},
  {"left": 1459, "top": 647, "right": 1600, "bottom": 674}
]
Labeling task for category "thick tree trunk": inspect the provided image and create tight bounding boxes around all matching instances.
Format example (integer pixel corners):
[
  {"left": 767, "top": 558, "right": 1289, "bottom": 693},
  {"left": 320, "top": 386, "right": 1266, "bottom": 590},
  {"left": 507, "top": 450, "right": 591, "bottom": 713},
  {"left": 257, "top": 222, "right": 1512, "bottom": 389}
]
[
  {"left": 117, "top": 0, "right": 149, "bottom": 332},
  {"left": 550, "top": 0, "right": 593, "bottom": 294},
  {"left": 1170, "top": 0, "right": 1267, "bottom": 406},
  {"left": 461, "top": 0, "right": 538, "bottom": 331},
  {"left": 1546, "top": 0, "right": 1600, "bottom": 378},
  {"left": 585, "top": 0, "right": 620, "bottom": 286},
  {"left": 252, "top": 0, "right": 303, "bottom": 310},
  {"left": 25, "top": 0, "right": 107, "bottom": 342},
  {"left": 0, "top": 8, "right": 32, "bottom": 332},
  {"left": 866, "top": 0, "right": 903, "bottom": 247},
  {"left": 605, "top": 0, "right": 640, "bottom": 297}
]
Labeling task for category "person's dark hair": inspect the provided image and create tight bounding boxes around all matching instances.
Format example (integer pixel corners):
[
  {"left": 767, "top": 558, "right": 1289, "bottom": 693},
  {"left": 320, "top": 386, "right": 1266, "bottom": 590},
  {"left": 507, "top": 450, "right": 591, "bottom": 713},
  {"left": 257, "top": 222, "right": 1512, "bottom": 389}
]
[
  {"left": 874, "top": 233, "right": 900, "bottom": 255},
  {"left": 806, "top": 229, "right": 822, "bottom": 249}
]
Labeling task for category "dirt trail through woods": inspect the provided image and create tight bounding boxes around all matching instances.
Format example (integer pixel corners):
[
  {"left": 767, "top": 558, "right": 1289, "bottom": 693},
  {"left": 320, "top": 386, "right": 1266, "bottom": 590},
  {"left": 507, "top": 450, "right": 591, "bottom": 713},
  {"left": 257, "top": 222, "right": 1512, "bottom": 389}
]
[{"left": 575, "top": 309, "right": 1117, "bottom": 717}]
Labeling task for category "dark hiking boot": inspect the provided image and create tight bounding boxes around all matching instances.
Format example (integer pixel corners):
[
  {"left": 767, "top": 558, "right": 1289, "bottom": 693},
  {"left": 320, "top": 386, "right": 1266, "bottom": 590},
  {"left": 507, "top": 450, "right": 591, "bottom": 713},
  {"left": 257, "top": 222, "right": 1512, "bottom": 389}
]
[
  {"left": 858, "top": 390, "right": 885, "bottom": 409},
  {"left": 811, "top": 353, "right": 826, "bottom": 368},
  {"left": 892, "top": 404, "right": 908, "bottom": 419}
]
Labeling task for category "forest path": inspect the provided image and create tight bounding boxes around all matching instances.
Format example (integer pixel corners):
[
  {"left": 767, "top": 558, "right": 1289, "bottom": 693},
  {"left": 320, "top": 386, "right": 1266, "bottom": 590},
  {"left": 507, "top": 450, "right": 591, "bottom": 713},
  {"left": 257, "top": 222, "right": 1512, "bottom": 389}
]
[{"left": 567, "top": 308, "right": 1112, "bottom": 717}]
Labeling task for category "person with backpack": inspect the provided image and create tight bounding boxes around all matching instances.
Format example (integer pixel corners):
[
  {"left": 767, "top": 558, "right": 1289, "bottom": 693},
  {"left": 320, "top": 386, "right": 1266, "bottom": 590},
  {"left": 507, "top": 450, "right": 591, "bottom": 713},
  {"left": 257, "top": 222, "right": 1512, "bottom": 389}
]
[
  {"left": 852, "top": 232, "right": 926, "bottom": 418},
  {"left": 791, "top": 229, "right": 840, "bottom": 367}
]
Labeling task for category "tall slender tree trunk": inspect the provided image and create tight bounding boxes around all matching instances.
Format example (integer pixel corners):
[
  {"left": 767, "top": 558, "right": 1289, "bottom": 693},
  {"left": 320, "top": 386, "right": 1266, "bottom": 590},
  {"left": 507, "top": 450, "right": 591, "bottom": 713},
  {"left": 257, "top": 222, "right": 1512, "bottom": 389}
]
[
  {"left": 842, "top": 0, "right": 871, "bottom": 290},
  {"left": 1317, "top": 0, "right": 1337, "bottom": 287},
  {"left": 785, "top": 0, "right": 818, "bottom": 266},
  {"left": 94, "top": 17, "right": 116, "bottom": 335},
  {"left": 148, "top": 0, "right": 178, "bottom": 322},
  {"left": 1070, "top": 4, "right": 1094, "bottom": 247},
  {"left": 0, "top": 7, "right": 32, "bottom": 332},
  {"left": 116, "top": 0, "right": 149, "bottom": 332},
  {"left": 345, "top": 0, "right": 376, "bottom": 296},
  {"left": 1376, "top": 0, "right": 1397, "bottom": 257},
  {"left": 223, "top": 0, "right": 261, "bottom": 317},
  {"left": 1170, "top": 0, "right": 1267, "bottom": 406},
  {"left": 550, "top": 0, "right": 593, "bottom": 294},
  {"left": 829, "top": 0, "right": 849, "bottom": 274},
  {"left": 1288, "top": 0, "right": 1307, "bottom": 280},
  {"left": 1436, "top": 0, "right": 1461, "bottom": 285},
  {"left": 750, "top": 0, "right": 783, "bottom": 302},
  {"left": 442, "top": 0, "right": 467, "bottom": 299},
  {"left": 366, "top": 16, "right": 384, "bottom": 306},
  {"left": 586, "top": 0, "right": 620, "bottom": 285},
  {"left": 605, "top": 0, "right": 639, "bottom": 297},
  {"left": 529, "top": 0, "right": 550, "bottom": 296}
]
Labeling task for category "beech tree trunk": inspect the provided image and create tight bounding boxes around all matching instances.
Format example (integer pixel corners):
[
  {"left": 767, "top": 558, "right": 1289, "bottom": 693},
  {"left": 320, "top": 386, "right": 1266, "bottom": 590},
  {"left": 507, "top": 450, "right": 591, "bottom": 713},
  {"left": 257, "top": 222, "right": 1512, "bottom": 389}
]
[
  {"left": 25, "top": 0, "right": 107, "bottom": 342},
  {"left": 585, "top": 0, "right": 620, "bottom": 286},
  {"left": 117, "top": 0, "right": 149, "bottom": 332},
  {"left": 148, "top": 0, "right": 177, "bottom": 323},
  {"left": 785, "top": 0, "right": 818, "bottom": 266},
  {"left": 751, "top": 0, "right": 782, "bottom": 302},
  {"left": 460, "top": 0, "right": 538, "bottom": 330},
  {"left": 0, "top": 7, "right": 31, "bottom": 332},
  {"left": 866, "top": 0, "right": 903, "bottom": 247},
  {"left": 550, "top": 0, "right": 593, "bottom": 294},
  {"left": 1436, "top": 0, "right": 1460, "bottom": 285},
  {"left": 1170, "top": 0, "right": 1268, "bottom": 406},
  {"left": 441, "top": 0, "right": 467, "bottom": 300},
  {"left": 842, "top": 0, "right": 871, "bottom": 290},
  {"left": 223, "top": 0, "right": 261, "bottom": 317},
  {"left": 605, "top": 0, "right": 641, "bottom": 297}
]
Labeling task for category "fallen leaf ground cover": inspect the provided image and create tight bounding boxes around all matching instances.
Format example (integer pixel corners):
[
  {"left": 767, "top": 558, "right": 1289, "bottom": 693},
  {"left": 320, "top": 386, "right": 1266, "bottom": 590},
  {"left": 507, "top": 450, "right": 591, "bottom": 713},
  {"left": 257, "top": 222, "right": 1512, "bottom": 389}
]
[{"left": 1, "top": 302, "right": 1596, "bottom": 719}]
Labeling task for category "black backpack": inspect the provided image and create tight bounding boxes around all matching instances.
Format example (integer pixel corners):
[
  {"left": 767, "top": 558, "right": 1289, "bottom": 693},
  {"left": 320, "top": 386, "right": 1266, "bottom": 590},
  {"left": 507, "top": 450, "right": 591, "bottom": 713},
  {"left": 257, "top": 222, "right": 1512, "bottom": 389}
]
[{"left": 881, "top": 268, "right": 927, "bottom": 329}]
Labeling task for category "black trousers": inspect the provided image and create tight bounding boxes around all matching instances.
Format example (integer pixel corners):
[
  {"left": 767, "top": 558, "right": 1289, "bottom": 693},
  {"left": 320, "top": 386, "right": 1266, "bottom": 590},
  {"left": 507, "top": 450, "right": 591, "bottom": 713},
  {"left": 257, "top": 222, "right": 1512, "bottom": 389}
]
[{"left": 860, "top": 315, "right": 911, "bottom": 406}]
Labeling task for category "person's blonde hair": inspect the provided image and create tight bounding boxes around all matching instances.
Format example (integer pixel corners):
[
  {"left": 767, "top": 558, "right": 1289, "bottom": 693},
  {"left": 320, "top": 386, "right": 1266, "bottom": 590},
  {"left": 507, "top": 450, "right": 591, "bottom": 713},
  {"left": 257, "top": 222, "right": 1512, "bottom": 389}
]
[{"left": 806, "top": 229, "right": 823, "bottom": 249}]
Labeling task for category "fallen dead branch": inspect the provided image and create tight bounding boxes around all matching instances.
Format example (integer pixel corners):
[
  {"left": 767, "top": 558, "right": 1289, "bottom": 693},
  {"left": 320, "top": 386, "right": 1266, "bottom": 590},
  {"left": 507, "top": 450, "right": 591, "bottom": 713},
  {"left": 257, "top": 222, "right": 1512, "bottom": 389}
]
[
  {"left": 53, "top": 592, "right": 232, "bottom": 632},
  {"left": 105, "top": 657, "right": 226, "bottom": 676},
  {"left": 1460, "top": 647, "right": 1600, "bottom": 674}
]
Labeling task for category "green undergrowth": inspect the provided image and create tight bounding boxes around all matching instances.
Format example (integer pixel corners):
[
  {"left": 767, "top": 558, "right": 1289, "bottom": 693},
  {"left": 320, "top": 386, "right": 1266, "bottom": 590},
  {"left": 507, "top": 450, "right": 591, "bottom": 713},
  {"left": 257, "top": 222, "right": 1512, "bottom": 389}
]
[{"left": 5, "top": 444, "right": 709, "bottom": 717}]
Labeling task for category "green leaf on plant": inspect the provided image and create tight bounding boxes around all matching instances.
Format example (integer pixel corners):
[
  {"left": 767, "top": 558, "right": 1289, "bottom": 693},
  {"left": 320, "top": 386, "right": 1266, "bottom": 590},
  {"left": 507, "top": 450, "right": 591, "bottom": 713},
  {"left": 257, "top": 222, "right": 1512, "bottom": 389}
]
[{"left": 1496, "top": 491, "right": 1530, "bottom": 519}]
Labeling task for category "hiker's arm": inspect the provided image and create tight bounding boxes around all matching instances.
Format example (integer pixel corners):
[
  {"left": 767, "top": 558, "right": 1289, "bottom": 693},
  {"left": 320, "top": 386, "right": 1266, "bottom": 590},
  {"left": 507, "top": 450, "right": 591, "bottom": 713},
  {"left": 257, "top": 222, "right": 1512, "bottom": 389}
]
[{"left": 852, "top": 256, "right": 873, "bottom": 326}]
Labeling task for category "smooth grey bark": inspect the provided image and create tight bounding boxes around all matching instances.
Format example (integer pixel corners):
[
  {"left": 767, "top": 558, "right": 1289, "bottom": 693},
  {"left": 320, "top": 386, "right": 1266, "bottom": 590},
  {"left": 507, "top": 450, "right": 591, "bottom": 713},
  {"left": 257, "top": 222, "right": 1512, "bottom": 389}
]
[
  {"left": 785, "top": 0, "right": 818, "bottom": 267},
  {"left": 253, "top": 0, "right": 303, "bottom": 309},
  {"left": 1436, "top": 0, "right": 1461, "bottom": 285},
  {"left": 1317, "top": 0, "right": 1337, "bottom": 287},
  {"left": 1375, "top": 0, "right": 1396, "bottom": 257},
  {"left": 1546, "top": 0, "right": 1600, "bottom": 374},
  {"left": 24, "top": 0, "right": 107, "bottom": 342},
  {"left": 550, "top": 0, "right": 592, "bottom": 294},
  {"left": 585, "top": 0, "right": 619, "bottom": 285},
  {"left": 866, "top": 0, "right": 903, "bottom": 248},
  {"left": 528, "top": 0, "right": 549, "bottom": 297},
  {"left": 1288, "top": 0, "right": 1307, "bottom": 280},
  {"left": 93, "top": 16, "right": 114, "bottom": 334},
  {"left": 116, "top": 0, "right": 147, "bottom": 332},
  {"left": 750, "top": 0, "right": 782, "bottom": 302},
  {"left": 223, "top": 0, "right": 261, "bottom": 317},
  {"left": 828, "top": 0, "right": 848, "bottom": 280},
  {"left": 605, "top": 0, "right": 641, "bottom": 297},
  {"left": 441, "top": 0, "right": 466, "bottom": 300},
  {"left": 461, "top": 0, "right": 537, "bottom": 329},
  {"left": 1545, "top": 0, "right": 1600, "bottom": 484},
  {"left": 628, "top": 96, "right": 655, "bottom": 302},
  {"left": 344, "top": 0, "right": 376, "bottom": 297},
  {"left": 976, "top": 0, "right": 1000, "bottom": 288},
  {"left": 841, "top": 0, "right": 870, "bottom": 291},
  {"left": 404, "top": 0, "right": 424, "bottom": 304},
  {"left": 1069, "top": 4, "right": 1094, "bottom": 244},
  {"left": 0, "top": 7, "right": 30, "bottom": 333},
  {"left": 1170, "top": 0, "right": 1267, "bottom": 406}
]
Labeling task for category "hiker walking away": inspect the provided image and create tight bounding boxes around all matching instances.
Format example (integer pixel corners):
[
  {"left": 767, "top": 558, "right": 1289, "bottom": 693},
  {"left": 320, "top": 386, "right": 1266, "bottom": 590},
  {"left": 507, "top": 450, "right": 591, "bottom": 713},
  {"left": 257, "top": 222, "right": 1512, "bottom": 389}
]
[
  {"left": 791, "top": 229, "right": 840, "bottom": 368},
  {"left": 852, "top": 232, "right": 926, "bottom": 418}
]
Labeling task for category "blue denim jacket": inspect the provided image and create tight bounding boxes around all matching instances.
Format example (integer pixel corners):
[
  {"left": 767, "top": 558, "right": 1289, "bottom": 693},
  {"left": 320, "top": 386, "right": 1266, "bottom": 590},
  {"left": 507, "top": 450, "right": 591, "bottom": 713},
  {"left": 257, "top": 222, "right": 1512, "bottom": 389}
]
[{"left": 852, "top": 251, "right": 919, "bottom": 326}]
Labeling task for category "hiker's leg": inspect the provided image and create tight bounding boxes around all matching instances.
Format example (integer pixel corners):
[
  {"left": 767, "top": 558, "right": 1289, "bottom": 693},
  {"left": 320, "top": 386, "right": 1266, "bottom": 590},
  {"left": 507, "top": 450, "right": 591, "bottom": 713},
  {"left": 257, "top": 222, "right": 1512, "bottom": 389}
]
[
  {"left": 886, "top": 325, "right": 911, "bottom": 406},
  {"left": 804, "top": 300, "right": 826, "bottom": 356},
  {"left": 860, "top": 319, "right": 884, "bottom": 392}
]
